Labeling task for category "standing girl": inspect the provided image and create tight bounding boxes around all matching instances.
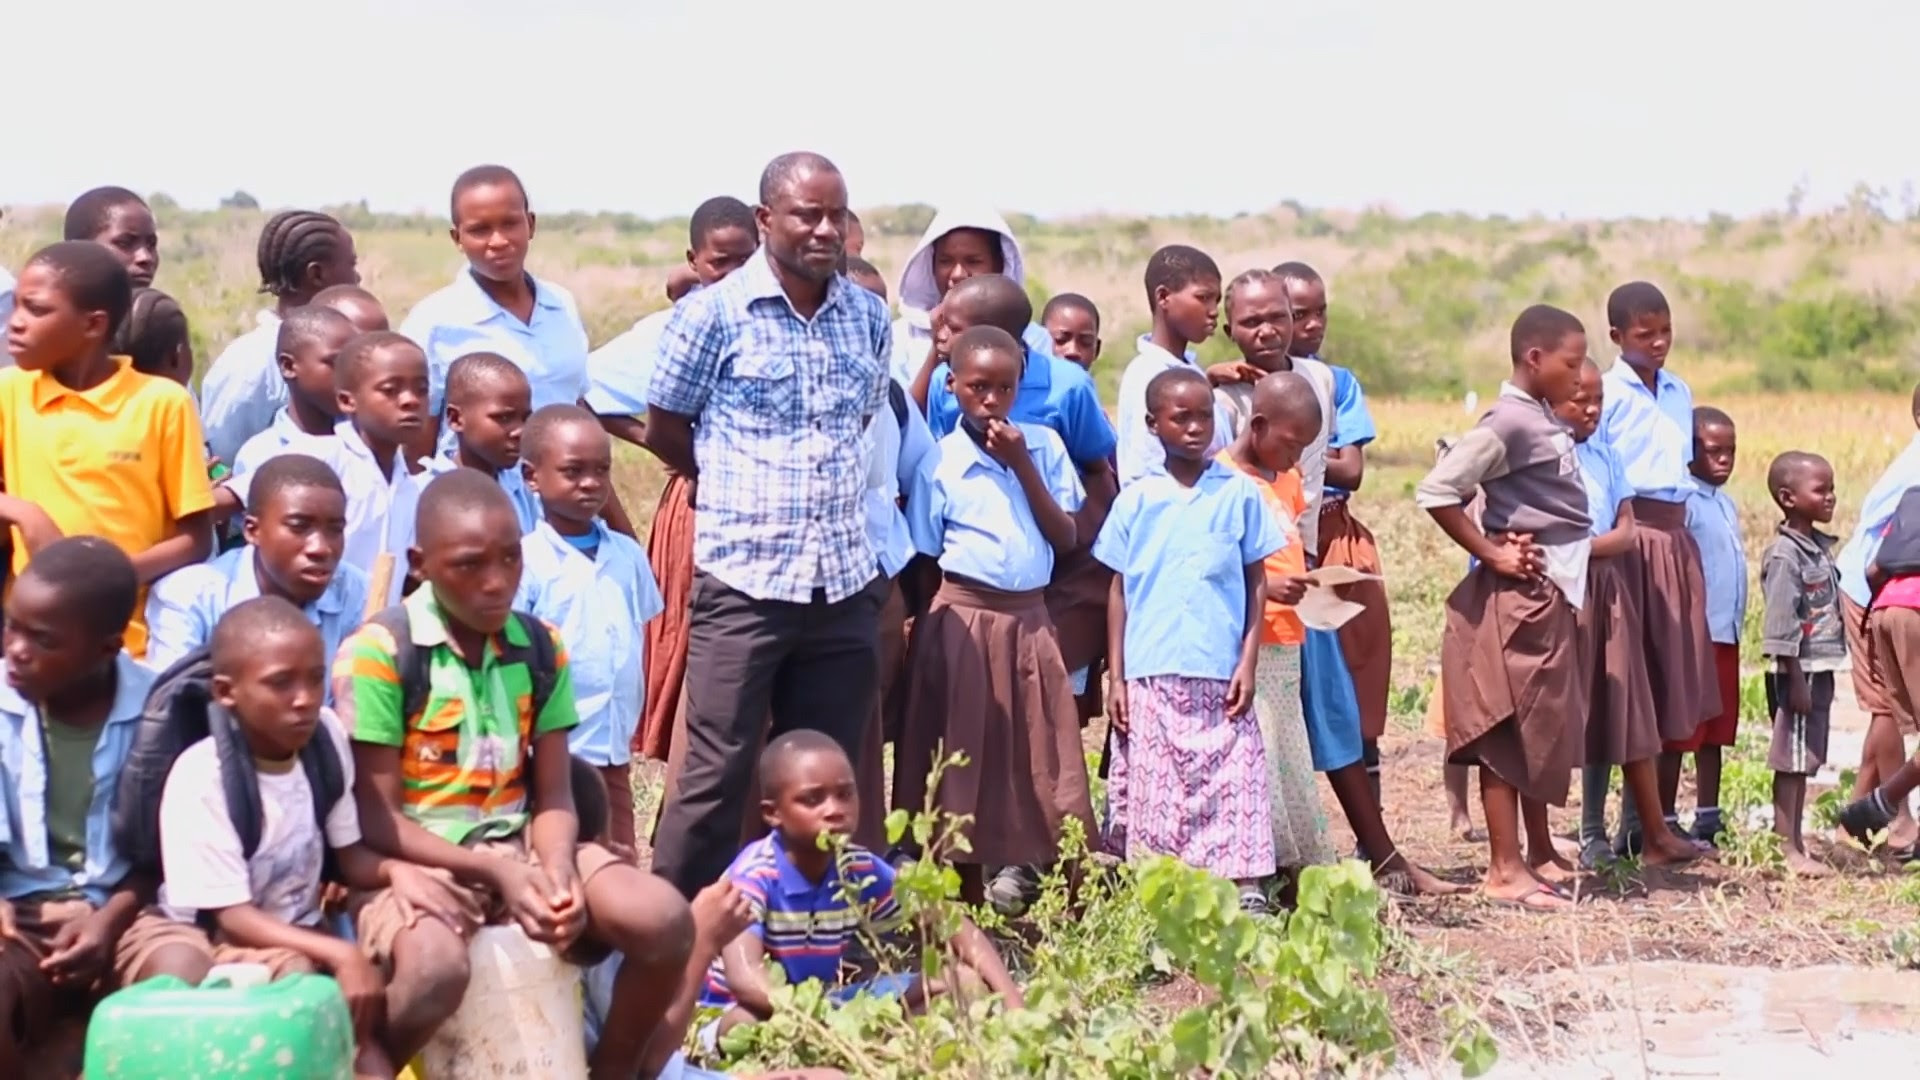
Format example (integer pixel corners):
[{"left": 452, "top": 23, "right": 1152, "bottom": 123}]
[
  {"left": 896, "top": 326, "right": 1095, "bottom": 904},
  {"left": 1095, "top": 366, "right": 1283, "bottom": 913}
]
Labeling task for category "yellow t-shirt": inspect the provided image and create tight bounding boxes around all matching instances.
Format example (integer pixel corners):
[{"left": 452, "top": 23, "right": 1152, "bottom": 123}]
[{"left": 0, "top": 358, "right": 215, "bottom": 656}]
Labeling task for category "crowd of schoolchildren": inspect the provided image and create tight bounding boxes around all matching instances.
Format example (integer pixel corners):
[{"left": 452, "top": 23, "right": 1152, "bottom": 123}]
[{"left": 2, "top": 150, "right": 1919, "bottom": 1078}]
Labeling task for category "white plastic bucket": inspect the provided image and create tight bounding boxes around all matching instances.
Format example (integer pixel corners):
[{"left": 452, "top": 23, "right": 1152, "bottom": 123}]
[{"left": 418, "top": 926, "right": 587, "bottom": 1079}]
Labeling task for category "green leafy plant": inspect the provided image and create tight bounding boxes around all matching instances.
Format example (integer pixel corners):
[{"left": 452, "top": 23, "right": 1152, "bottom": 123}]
[{"left": 708, "top": 753, "right": 1446, "bottom": 1078}]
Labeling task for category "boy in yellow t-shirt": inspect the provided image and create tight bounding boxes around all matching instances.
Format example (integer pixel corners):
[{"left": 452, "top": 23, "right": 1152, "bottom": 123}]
[{"left": 0, "top": 241, "right": 215, "bottom": 656}]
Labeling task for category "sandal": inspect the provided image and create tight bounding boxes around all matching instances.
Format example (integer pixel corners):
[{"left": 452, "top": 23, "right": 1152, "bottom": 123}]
[{"left": 1488, "top": 882, "right": 1574, "bottom": 912}]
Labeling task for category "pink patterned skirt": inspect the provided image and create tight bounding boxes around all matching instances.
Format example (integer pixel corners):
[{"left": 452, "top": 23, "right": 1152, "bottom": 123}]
[{"left": 1103, "top": 675, "right": 1276, "bottom": 880}]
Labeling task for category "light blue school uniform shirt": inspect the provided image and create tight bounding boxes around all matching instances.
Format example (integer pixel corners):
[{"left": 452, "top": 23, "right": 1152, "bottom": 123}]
[
  {"left": 1598, "top": 357, "right": 1694, "bottom": 502},
  {"left": 1092, "top": 460, "right": 1284, "bottom": 682},
  {"left": 584, "top": 308, "right": 669, "bottom": 419},
  {"left": 0, "top": 265, "right": 15, "bottom": 358},
  {"left": 144, "top": 546, "right": 371, "bottom": 673},
  {"left": 1115, "top": 337, "right": 1229, "bottom": 488},
  {"left": 1574, "top": 438, "right": 1633, "bottom": 539},
  {"left": 1836, "top": 433, "right": 1920, "bottom": 605},
  {"left": 227, "top": 422, "right": 422, "bottom": 606},
  {"left": 0, "top": 653, "right": 153, "bottom": 904},
  {"left": 421, "top": 450, "right": 541, "bottom": 535},
  {"left": 514, "top": 521, "right": 664, "bottom": 767},
  {"left": 1321, "top": 363, "right": 1378, "bottom": 500},
  {"left": 908, "top": 423, "right": 1084, "bottom": 592},
  {"left": 1686, "top": 475, "right": 1748, "bottom": 645},
  {"left": 400, "top": 269, "right": 591, "bottom": 425},
  {"left": 867, "top": 381, "right": 937, "bottom": 579},
  {"left": 923, "top": 347, "right": 1117, "bottom": 469},
  {"left": 199, "top": 310, "right": 288, "bottom": 466}
]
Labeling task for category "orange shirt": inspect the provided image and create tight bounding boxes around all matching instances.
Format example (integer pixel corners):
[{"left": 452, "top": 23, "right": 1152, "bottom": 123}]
[
  {"left": 1216, "top": 450, "right": 1306, "bottom": 645},
  {"left": 0, "top": 358, "right": 215, "bottom": 656}
]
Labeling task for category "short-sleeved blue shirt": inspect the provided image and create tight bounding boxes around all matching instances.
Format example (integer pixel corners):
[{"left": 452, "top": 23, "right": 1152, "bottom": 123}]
[{"left": 1092, "top": 460, "right": 1285, "bottom": 681}]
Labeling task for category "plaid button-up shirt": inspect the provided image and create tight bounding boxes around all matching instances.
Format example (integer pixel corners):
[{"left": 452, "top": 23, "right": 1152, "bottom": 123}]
[{"left": 650, "top": 251, "right": 892, "bottom": 603}]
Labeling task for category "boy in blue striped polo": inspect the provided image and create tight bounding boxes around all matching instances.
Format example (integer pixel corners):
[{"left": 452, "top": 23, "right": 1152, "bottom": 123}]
[{"left": 699, "top": 732, "right": 1020, "bottom": 1046}]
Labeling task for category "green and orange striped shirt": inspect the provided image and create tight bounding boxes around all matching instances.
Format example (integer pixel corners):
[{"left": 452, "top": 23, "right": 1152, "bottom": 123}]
[{"left": 333, "top": 588, "right": 578, "bottom": 843}]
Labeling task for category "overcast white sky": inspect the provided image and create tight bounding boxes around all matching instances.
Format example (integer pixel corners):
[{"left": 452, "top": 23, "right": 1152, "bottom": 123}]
[{"left": 9, "top": 0, "right": 1919, "bottom": 220}]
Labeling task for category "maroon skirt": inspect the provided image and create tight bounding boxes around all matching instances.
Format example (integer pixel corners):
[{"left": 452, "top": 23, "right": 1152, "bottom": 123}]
[
  {"left": 1630, "top": 498, "right": 1721, "bottom": 742},
  {"left": 894, "top": 578, "right": 1095, "bottom": 867},
  {"left": 1318, "top": 497, "right": 1393, "bottom": 741},
  {"left": 1579, "top": 552, "right": 1661, "bottom": 765}
]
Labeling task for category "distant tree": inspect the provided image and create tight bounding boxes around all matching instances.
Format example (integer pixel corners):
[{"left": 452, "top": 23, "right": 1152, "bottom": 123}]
[
  {"left": 220, "top": 190, "right": 260, "bottom": 210},
  {"left": 148, "top": 192, "right": 180, "bottom": 212}
]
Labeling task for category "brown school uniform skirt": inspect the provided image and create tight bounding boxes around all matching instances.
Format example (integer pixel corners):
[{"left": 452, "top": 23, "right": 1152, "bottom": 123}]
[
  {"left": 1441, "top": 564, "right": 1586, "bottom": 806},
  {"left": 1578, "top": 552, "right": 1662, "bottom": 766},
  {"left": 1045, "top": 550, "right": 1113, "bottom": 722},
  {"left": 894, "top": 577, "right": 1095, "bottom": 868},
  {"left": 1847, "top": 591, "right": 1905, "bottom": 729},
  {"left": 636, "top": 474, "right": 695, "bottom": 762},
  {"left": 1318, "top": 497, "right": 1393, "bottom": 741},
  {"left": 1870, "top": 603, "right": 1920, "bottom": 734},
  {"left": 1629, "top": 498, "right": 1721, "bottom": 742}
]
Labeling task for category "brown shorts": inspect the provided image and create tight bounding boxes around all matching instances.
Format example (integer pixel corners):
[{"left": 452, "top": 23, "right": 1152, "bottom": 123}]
[
  {"left": 0, "top": 899, "right": 213, "bottom": 1057},
  {"left": 355, "top": 834, "right": 623, "bottom": 969}
]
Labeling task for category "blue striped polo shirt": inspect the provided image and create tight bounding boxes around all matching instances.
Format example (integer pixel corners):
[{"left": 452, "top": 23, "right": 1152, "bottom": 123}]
[{"left": 700, "top": 833, "right": 903, "bottom": 1006}]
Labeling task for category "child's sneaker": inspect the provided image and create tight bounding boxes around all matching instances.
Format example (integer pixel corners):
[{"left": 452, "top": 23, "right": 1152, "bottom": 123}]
[
  {"left": 1837, "top": 791, "right": 1896, "bottom": 846},
  {"left": 986, "top": 865, "right": 1041, "bottom": 917},
  {"left": 1237, "top": 884, "right": 1271, "bottom": 917},
  {"left": 1579, "top": 836, "right": 1616, "bottom": 871},
  {"left": 1689, "top": 812, "right": 1724, "bottom": 848}
]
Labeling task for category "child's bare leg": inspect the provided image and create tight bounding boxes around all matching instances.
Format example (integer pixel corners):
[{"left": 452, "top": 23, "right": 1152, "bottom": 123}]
[
  {"left": 1657, "top": 751, "right": 1683, "bottom": 819},
  {"left": 585, "top": 866, "right": 696, "bottom": 1079},
  {"left": 1863, "top": 715, "right": 1916, "bottom": 846},
  {"left": 1481, "top": 769, "right": 1569, "bottom": 908},
  {"left": 1692, "top": 745, "right": 1724, "bottom": 839},
  {"left": 1326, "top": 762, "right": 1464, "bottom": 895},
  {"left": 957, "top": 864, "right": 986, "bottom": 907},
  {"left": 1444, "top": 764, "right": 1480, "bottom": 841},
  {"left": 1774, "top": 772, "right": 1829, "bottom": 877},
  {"left": 353, "top": 1040, "right": 397, "bottom": 1080},
  {"left": 1521, "top": 796, "right": 1576, "bottom": 883},
  {"left": 381, "top": 918, "right": 472, "bottom": 1066},
  {"left": 1624, "top": 758, "right": 1701, "bottom": 865}
]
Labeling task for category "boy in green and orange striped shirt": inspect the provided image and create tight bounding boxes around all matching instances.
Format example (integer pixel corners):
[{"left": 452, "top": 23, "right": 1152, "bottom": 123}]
[{"left": 333, "top": 469, "right": 693, "bottom": 1076}]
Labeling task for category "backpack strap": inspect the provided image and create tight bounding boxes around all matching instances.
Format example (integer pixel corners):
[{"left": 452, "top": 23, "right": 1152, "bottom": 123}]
[
  {"left": 208, "top": 704, "right": 269, "bottom": 859},
  {"left": 299, "top": 721, "right": 348, "bottom": 884},
  {"left": 887, "top": 379, "right": 910, "bottom": 429},
  {"left": 511, "top": 612, "right": 560, "bottom": 719},
  {"left": 366, "top": 605, "right": 430, "bottom": 724}
]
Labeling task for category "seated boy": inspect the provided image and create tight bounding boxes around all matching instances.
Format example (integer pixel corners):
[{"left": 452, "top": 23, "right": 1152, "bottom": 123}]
[
  {"left": 0, "top": 538, "right": 214, "bottom": 1073},
  {"left": 157, "top": 596, "right": 475, "bottom": 1078},
  {"left": 147, "top": 454, "right": 371, "bottom": 672},
  {"left": 421, "top": 352, "right": 540, "bottom": 534},
  {"left": 701, "top": 731, "right": 1022, "bottom": 1047},
  {"left": 334, "top": 469, "right": 694, "bottom": 1078},
  {"left": 515, "top": 405, "right": 664, "bottom": 854},
  {"left": 225, "top": 330, "right": 430, "bottom": 606}
]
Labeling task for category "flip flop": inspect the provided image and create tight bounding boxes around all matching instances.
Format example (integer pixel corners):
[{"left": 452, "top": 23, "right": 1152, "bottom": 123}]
[{"left": 1489, "top": 882, "right": 1574, "bottom": 912}]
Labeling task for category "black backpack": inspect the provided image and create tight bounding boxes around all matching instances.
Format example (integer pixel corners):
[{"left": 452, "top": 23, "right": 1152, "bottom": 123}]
[
  {"left": 887, "top": 379, "right": 910, "bottom": 429},
  {"left": 114, "top": 648, "right": 347, "bottom": 880},
  {"left": 362, "top": 605, "right": 560, "bottom": 725}
]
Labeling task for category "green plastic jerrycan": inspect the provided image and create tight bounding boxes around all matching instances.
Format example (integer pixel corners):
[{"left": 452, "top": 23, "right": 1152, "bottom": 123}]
[{"left": 83, "top": 963, "right": 354, "bottom": 1079}]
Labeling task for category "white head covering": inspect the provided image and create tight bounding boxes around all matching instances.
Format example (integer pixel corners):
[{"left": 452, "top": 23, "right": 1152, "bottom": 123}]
[{"left": 895, "top": 205, "right": 1027, "bottom": 331}]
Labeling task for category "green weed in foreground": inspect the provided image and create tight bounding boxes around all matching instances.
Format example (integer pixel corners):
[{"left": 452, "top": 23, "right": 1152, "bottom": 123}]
[{"left": 709, "top": 755, "right": 1473, "bottom": 1078}]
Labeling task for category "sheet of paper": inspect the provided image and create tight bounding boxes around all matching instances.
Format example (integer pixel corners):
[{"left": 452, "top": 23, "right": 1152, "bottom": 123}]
[
  {"left": 1295, "top": 586, "right": 1367, "bottom": 631},
  {"left": 1304, "top": 565, "right": 1383, "bottom": 588}
]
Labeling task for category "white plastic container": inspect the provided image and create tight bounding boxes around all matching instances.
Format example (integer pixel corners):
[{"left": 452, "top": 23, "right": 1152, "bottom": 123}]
[{"left": 418, "top": 926, "right": 587, "bottom": 1079}]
